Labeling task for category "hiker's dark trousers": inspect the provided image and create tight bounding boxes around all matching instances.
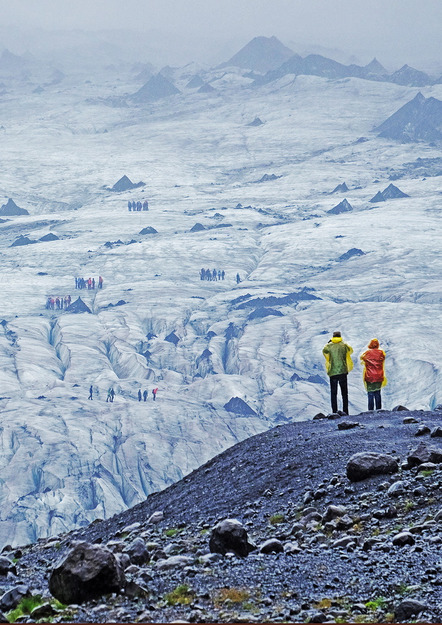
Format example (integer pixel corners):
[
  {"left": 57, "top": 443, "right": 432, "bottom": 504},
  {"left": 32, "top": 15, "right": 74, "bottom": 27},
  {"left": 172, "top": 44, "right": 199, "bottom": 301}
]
[
  {"left": 368, "top": 390, "right": 382, "bottom": 411},
  {"left": 329, "top": 373, "right": 348, "bottom": 414}
]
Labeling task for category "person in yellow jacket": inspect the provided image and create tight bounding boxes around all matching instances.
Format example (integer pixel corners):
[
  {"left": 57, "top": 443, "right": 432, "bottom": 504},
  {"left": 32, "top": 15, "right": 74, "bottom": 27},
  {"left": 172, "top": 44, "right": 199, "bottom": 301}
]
[{"left": 322, "top": 331, "right": 354, "bottom": 415}]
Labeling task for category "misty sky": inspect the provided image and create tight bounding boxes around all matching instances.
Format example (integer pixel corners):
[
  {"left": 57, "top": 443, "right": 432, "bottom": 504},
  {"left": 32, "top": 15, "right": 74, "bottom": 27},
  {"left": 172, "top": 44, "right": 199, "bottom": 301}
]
[{"left": 1, "top": 0, "right": 441, "bottom": 70}]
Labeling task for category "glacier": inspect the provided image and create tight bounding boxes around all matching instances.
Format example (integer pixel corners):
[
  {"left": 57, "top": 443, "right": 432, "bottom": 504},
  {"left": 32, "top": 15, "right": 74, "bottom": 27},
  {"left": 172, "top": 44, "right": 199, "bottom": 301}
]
[{"left": 0, "top": 63, "right": 441, "bottom": 548}]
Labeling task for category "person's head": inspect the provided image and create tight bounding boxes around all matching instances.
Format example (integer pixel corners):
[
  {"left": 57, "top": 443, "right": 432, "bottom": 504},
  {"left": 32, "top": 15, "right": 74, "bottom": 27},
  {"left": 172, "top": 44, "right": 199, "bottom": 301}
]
[
  {"left": 368, "top": 338, "right": 379, "bottom": 349},
  {"left": 332, "top": 331, "right": 341, "bottom": 338}
]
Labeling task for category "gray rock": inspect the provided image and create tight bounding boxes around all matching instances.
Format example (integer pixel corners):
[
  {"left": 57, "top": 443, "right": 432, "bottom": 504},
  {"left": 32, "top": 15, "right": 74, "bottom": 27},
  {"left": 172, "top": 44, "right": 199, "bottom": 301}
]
[
  {"left": 307, "top": 612, "right": 328, "bottom": 623},
  {"left": 392, "top": 531, "right": 415, "bottom": 546},
  {"left": 393, "top": 405, "right": 409, "bottom": 411},
  {"left": 387, "top": 481, "right": 405, "bottom": 496},
  {"left": 259, "top": 539, "right": 284, "bottom": 554},
  {"left": 147, "top": 511, "right": 164, "bottom": 524},
  {"left": 200, "top": 553, "right": 223, "bottom": 564},
  {"left": 408, "top": 442, "right": 442, "bottom": 467},
  {"left": 332, "top": 536, "right": 355, "bottom": 548},
  {"left": 0, "top": 585, "right": 30, "bottom": 611},
  {"left": 395, "top": 599, "right": 426, "bottom": 620},
  {"left": 338, "top": 421, "right": 359, "bottom": 430},
  {"left": 434, "top": 508, "right": 442, "bottom": 522},
  {"left": 155, "top": 555, "right": 194, "bottom": 570},
  {"left": 124, "top": 537, "right": 150, "bottom": 566},
  {"left": 336, "top": 514, "right": 354, "bottom": 530},
  {"left": 346, "top": 452, "right": 399, "bottom": 482},
  {"left": 403, "top": 416, "right": 418, "bottom": 423},
  {"left": 121, "top": 522, "right": 141, "bottom": 534},
  {"left": 323, "top": 505, "right": 346, "bottom": 523},
  {"left": 431, "top": 427, "right": 442, "bottom": 437},
  {"left": 416, "top": 425, "right": 431, "bottom": 436},
  {"left": 283, "top": 542, "right": 301, "bottom": 554},
  {"left": 31, "top": 603, "right": 58, "bottom": 619},
  {"left": 0, "top": 556, "right": 16, "bottom": 575},
  {"left": 0, "top": 610, "right": 7, "bottom": 623},
  {"left": 418, "top": 462, "right": 437, "bottom": 470},
  {"left": 209, "top": 519, "right": 255, "bottom": 557},
  {"left": 48, "top": 541, "right": 125, "bottom": 604}
]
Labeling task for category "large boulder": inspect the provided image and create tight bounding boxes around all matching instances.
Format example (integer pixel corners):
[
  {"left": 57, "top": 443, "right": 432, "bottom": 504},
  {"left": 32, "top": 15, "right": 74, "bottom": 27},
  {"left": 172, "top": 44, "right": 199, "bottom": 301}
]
[
  {"left": 407, "top": 442, "right": 442, "bottom": 467},
  {"left": 395, "top": 600, "right": 427, "bottom": 621},
  {"left": 48, "top": 541, "right": 125, "bottom": 604},
  {"left": 209, "top": 519, "right": 255, "bottom": 557},
  {"left": 346, "top": 452, "right": 399, "bottom": 482}
]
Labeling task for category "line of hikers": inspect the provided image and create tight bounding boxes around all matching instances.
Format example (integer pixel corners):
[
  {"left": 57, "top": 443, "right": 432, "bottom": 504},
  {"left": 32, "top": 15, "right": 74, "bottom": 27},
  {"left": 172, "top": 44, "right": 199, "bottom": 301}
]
[
  {"left": 75, "top": 277, "right": 103, "bottom": 290},
  {"left": 200, "top": 268, "right": 225, "bottom": 281},
  {"left": 88, "top": 386, "right": 158, "bottom": 402},
  {"left": 128, "top": 200, "right": 149, "bottom": 211},
  {"left": 46, "top": 295, "right": 72, "bottom": 310},
  {"left": 138, "top": 388, "right": 158, "bottom": 401},
  {"left": 322, "top": 331, "right": 386, "bottom": 414}
]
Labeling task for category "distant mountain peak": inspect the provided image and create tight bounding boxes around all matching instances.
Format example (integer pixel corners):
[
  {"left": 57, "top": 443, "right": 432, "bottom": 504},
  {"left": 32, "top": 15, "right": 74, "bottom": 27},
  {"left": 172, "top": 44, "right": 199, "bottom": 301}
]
[
  {"left": 131, "top": 73, "right": 181, "bottom": 103},
  {"left": 376, "top": 92, "right": 442, "bottom": 143},
  {"left": 364, "top": 58, "right": 386, "bottom": 75},
  {"left": 221, "top": 36, "right": 294, "bottom": 73}
]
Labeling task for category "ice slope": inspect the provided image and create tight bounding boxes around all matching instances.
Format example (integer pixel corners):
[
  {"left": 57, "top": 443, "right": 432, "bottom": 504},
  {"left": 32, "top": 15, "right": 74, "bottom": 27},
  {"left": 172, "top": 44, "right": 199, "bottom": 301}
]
[{"left": 0, "top": 69, "right": 441, "bottom": 547}]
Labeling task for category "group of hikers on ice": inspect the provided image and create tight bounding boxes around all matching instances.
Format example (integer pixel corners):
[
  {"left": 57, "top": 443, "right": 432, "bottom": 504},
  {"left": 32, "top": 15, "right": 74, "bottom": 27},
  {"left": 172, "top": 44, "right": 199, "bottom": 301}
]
[
  {"left": 46, "top": 295, "right": 72, "bottom": 310},
  {"left": 128, "top": 200, "right": 148, "bottom": 211},
  {"left": 322, "top": 331, "right": 386, "bottom": 414},
  {"left": 75, "top": 276, "right": 103, "bottom": 290},
  {"left": 200, "top": 268, "right": 225, "bottom": 281},
  {"left": 88, "top": 386, "right": 158, "bottom": 402},
  {"left": 138, "top": 388, "right": 158, "bottom": 402}
]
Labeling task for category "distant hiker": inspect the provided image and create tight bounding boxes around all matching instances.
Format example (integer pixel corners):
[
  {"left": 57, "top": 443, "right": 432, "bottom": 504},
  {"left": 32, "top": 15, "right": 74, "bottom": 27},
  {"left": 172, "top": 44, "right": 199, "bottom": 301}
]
[
  {"left": 98, "top": 276, "right": 103, "bottom": 289},
  {"left": 67, "top": 294, "right": 72, "bottom": 306},
  {"left": 221, "top": 270, "right": 225, "bottom": 280},
  {"left": 143, "top": 389, "right": 148, "bottom": 402},
  {"left": 212, "top": 268, "right": 217, "bottom": 281},
  {"left": 236, "top": 273, "right": 240, "bottom": 284},
  {"left": 152, "top": 387, "right": 158, "bottom": 401},
  {"left": 360, "top": 338, "right": 386, "bottom": 411},
  {"left": 322, "top": 331, "right": 353, "bottom": 415},
  {"left": 206, "top": 268, "right": 211, "bottom": 281},
  {"left": 46, "top": 297, "right": 51, "bottom": 309},
  {"left": 138, "top": 389, "right": 142, "bottom": 401},
  {"left": 88, "top": 385, "right": 93, "bottom": 400},
  {"left": 218, "top": 270, "right": 221, "bottom": 280},
  {"left": 200, "top": 268, "right": 205, "bottom": 280},
  {"left": 110, "top": 388, "right": 115, "bottom": 402},
  {"left": 75, "top": 277, "right": 78, "bottom": 289},
  {"left": 88, "top": 278, "right": 92, "bottom": 290},
  {"left": 128, "top": 201, "right": 132, "bottom": 211},
  {"left": 137, "top": 201, "right": 142, "bottom": 211},
  {"left": 143, "top": 200, "right": 149, "bottom": 211},
  {"left": 106, "top": 388, "right": 112, "bottom": 402},
  {"left": 55, "top": 297, "right": 60, "bottom": 309}
]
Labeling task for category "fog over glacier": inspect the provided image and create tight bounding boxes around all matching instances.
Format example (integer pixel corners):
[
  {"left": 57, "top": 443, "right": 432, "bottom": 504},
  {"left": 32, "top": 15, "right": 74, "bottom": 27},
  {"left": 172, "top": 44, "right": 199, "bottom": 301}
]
[{"left": 0, "top": 3, "right": 441, "bottom": 548}]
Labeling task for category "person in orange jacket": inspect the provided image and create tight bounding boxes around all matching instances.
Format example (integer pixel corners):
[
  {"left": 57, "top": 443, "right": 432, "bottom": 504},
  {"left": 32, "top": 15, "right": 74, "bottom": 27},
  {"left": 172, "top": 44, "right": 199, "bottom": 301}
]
[{"left": 360, "top": 338, "right": 386, "bottom": 411}]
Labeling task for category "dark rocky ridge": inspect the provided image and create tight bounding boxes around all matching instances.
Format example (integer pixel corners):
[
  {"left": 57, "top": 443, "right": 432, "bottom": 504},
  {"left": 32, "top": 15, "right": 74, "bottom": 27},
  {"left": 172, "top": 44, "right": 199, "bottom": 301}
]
[
  {"left": 376, "top": 92, "right": 442, "bottom": 143},
  {"left": 7, "top": 409, "right": 442, "bottom": 622}
]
